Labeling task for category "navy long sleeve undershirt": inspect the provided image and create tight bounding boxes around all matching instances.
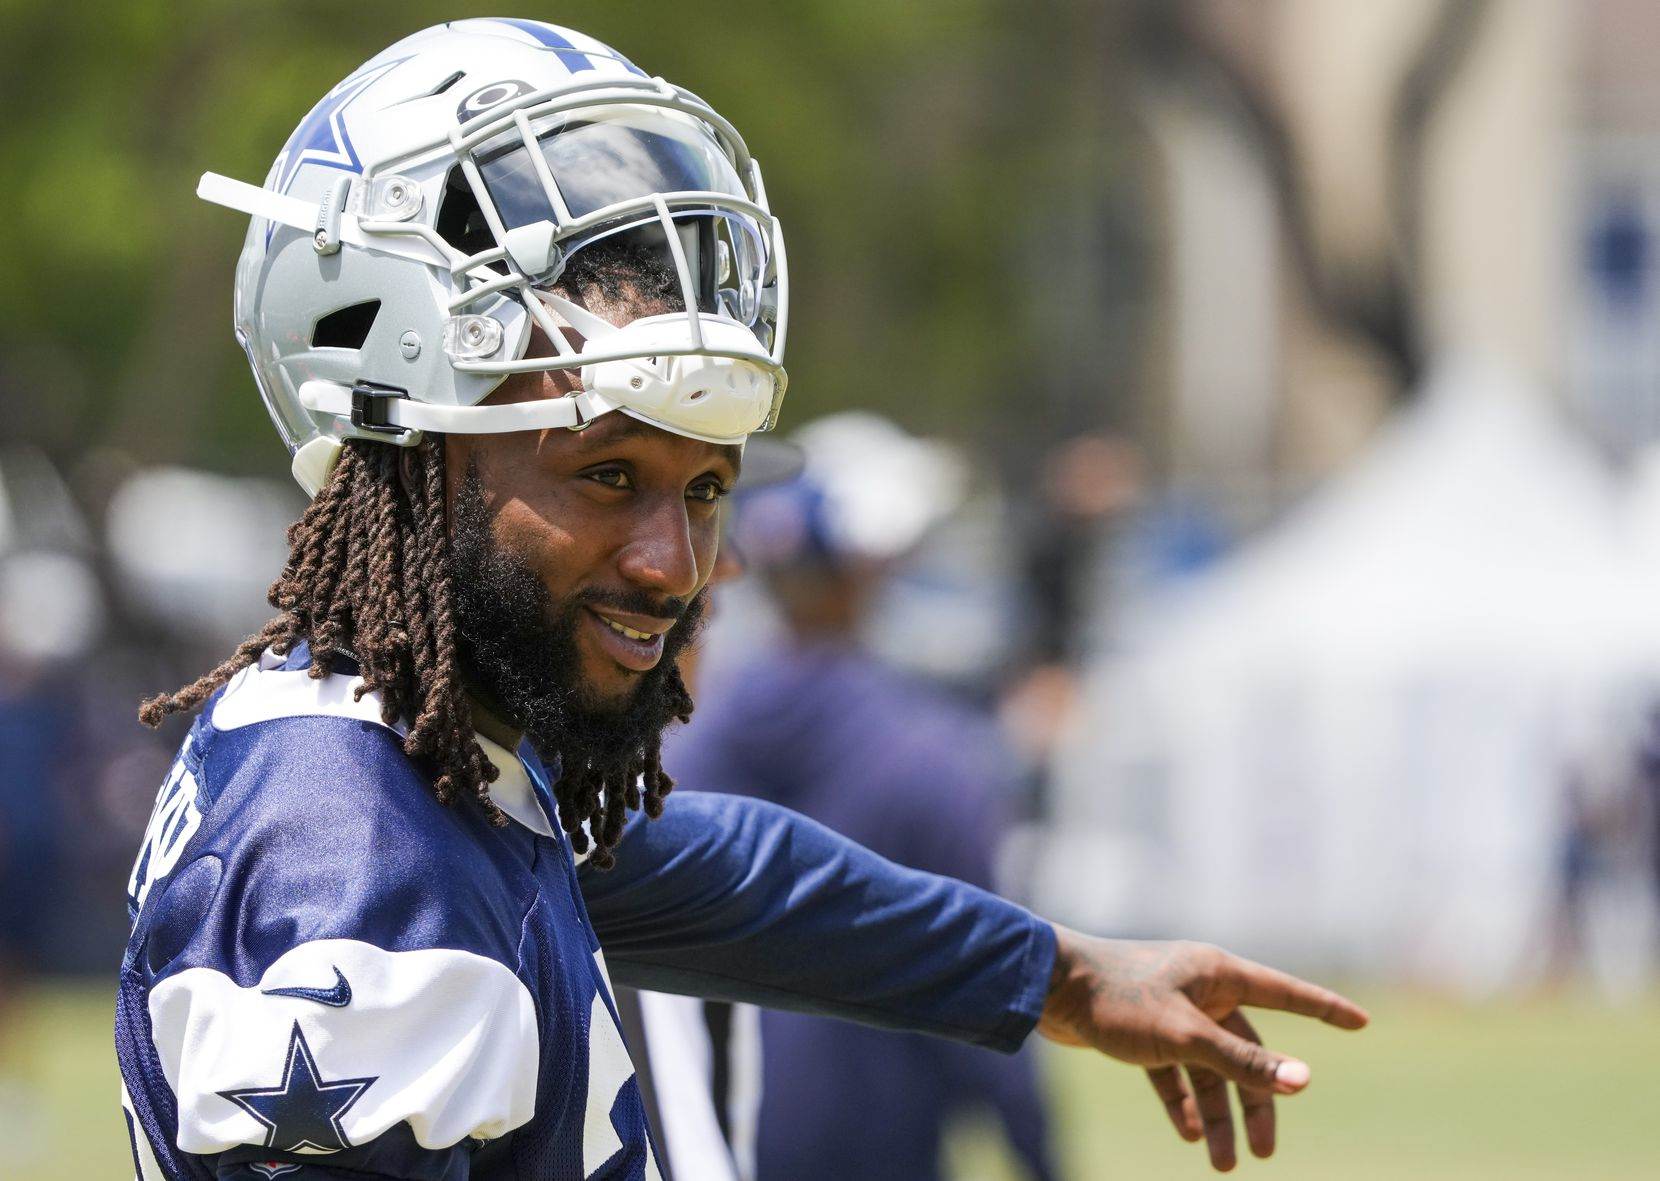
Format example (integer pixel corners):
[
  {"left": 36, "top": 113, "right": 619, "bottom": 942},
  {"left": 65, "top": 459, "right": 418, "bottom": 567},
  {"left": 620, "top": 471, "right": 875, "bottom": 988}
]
[{"left": 580, "top": 791, "right": 1057, "bottom": 1054}]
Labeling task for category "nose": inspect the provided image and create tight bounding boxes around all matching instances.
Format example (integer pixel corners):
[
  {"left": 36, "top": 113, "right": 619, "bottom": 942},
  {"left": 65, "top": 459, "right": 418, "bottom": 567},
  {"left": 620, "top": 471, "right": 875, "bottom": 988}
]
[{"left": 616, "top": 494, "right": 704, "bottom": 600}]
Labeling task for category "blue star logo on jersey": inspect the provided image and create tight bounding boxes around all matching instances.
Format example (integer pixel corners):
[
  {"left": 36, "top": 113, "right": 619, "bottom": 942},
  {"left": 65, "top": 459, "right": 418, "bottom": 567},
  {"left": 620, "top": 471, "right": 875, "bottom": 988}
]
[
  {"left": 272, "top": 57, "right": 409, "bottom": 196},
  {"left": 219, "top": 1023, "right": 376, "bottom": 1153}
]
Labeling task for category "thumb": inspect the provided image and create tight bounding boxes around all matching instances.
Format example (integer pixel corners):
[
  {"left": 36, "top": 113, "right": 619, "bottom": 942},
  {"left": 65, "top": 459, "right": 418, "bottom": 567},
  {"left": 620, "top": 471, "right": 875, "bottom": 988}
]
[{"left": 1189, "top": 1019, "right": 1311, "bottom": 1095}]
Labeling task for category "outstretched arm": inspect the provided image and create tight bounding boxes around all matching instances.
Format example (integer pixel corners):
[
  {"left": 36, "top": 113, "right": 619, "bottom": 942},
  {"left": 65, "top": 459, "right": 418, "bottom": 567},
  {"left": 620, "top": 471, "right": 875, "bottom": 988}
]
[
  {"left": 581, "top": 790, "right": 1054, "bottom": 1052},
  {"left": 584, "top": 791, "right": 1368, "bottom": 1171}
]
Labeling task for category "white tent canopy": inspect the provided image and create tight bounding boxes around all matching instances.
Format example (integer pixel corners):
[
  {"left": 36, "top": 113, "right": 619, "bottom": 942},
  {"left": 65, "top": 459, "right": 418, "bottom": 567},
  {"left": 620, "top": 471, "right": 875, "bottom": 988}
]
[{"left": 1047, "top": 358, "right": 1660, "bottom": 992}]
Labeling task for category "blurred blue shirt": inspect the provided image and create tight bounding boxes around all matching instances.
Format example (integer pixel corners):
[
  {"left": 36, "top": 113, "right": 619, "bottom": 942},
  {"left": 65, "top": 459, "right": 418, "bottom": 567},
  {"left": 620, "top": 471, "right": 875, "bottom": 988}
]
[{"left": 667, "top": 642, "right": 1057, "bottom": 1181}]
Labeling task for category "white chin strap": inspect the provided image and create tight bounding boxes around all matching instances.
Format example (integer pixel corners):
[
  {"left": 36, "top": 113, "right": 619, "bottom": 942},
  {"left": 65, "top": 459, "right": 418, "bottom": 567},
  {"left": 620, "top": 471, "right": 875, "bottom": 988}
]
[
  {"left": 287, "top": 386, "right": 624, "bottom": 495},
  {"left": 288, "top": 379, "right": 629, "bottom": 497},
  {"left": 297, "top": 380, "right": 620, "bottom": 435}
]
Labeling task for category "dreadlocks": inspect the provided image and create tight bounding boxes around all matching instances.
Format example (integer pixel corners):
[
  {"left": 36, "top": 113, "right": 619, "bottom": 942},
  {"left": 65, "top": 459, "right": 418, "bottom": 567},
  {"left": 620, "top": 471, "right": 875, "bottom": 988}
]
[
  {"left": 140, "top": 434, "right": 506, "bottom": 821},
  {"left": 140, "top": 237, "right": 698, "bottom": 868}
]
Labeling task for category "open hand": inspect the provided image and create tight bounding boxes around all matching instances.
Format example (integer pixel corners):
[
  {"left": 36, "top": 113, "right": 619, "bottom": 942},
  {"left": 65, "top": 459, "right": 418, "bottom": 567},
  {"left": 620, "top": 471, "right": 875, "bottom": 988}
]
[{"left": 1037, "top": 928, "right": 1368, "bottom": 1171}]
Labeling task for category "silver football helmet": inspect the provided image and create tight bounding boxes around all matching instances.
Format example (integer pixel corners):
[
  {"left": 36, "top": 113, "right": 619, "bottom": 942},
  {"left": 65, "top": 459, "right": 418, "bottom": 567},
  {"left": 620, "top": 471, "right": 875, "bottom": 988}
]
[{"left": 200, "top": 19, "right": 788, "bottom": 494}]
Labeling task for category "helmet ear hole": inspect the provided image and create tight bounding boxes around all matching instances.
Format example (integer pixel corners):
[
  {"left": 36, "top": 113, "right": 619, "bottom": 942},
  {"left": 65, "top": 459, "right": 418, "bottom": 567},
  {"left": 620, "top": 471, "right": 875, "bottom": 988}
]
[{"left": 312, "top": 299, "right": 381, "bottom": 349}]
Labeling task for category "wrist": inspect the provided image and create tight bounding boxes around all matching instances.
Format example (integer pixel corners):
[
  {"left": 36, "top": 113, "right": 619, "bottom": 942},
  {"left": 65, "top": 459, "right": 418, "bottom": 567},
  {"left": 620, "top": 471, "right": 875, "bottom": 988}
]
[
  {"left": 1047, "top": 923, "right": 1074, "bottom": 996},
  {"left": 1037, "top": 925, "right": 1094, "bottom": 1047},
  {"left": 1047, "top": 924, "right": 1100, "bottom": 996}
]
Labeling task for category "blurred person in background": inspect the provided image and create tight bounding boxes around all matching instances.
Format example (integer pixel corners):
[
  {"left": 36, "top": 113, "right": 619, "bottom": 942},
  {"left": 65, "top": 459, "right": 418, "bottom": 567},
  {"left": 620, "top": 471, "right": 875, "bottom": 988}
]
[
  {"left": 1645, "top": 709, "right": 1660, "bottom": 915},
  {"left": 0, "top": 449, "right": 114, "bottom": 1164},
  {"left": 667, "top": 414, "right": 1058, "bottom": 1181},
  {"left": 1552, "top": 723, "right": 1657, "bottom": 983},
  {"left": 1002, "top": 435, "right": 1145, "bottom": 824},
  {"left": 1001, "top": 434, "right": 1229, "bottom": 829},
  {"left": 0, "top": 542, "right": 102, "bottom": 1161},
  {"left": 0, "top": 552, "right": 92, "bottom": 964}
]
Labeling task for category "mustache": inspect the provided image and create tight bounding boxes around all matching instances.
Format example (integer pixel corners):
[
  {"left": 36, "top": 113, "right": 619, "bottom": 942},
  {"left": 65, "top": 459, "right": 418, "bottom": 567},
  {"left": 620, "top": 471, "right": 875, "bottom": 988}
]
[{"left": 572, "top": 586, "right": 695, "bottom": 626}]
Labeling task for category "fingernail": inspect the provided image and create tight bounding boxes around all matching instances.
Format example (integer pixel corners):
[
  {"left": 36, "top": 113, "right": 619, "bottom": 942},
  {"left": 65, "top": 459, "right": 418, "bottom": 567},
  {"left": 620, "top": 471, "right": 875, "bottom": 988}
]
[{"left": 1274, "top": 1059, "right": 1310, "bottom": 1090}]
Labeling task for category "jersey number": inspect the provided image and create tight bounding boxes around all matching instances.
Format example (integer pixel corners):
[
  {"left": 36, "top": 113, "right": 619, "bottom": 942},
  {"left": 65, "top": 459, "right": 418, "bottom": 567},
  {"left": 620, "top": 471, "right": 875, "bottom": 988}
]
[{"left": 127, "top": 756, "right": 202, "bottom": 918}]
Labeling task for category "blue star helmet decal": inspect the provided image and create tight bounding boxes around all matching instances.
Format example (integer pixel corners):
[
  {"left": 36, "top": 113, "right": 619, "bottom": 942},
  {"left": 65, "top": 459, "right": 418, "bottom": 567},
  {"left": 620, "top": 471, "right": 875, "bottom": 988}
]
[
  {"left": 272, "top": 57, "right": 409, "bottom": 196},
  {"left": 219, "top": 1023, "right": 377, "bottom": 1154}
]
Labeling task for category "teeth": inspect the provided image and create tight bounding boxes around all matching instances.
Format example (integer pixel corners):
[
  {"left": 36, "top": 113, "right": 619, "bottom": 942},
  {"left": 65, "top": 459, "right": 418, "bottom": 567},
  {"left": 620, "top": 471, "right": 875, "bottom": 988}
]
[{"left": 602, "top": 617, "right": 654, "bottom": 643}]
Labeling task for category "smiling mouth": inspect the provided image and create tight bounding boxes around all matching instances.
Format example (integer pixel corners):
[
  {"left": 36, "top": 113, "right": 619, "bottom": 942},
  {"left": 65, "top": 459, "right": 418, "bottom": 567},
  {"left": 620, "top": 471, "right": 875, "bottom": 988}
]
[
  {"left": 584, "top": 606, "right": 672, "bottom": 673},
  {"left": 601, "top": 616, "right": 654, "bottom": 642}
]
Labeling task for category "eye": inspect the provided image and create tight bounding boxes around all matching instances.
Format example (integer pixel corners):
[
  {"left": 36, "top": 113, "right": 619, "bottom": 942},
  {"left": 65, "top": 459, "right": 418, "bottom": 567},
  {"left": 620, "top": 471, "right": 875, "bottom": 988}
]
[
  {"left": 688, "top": 478, "right": 730, "bottom": 504},
  {"left": 584, "top": 465, "right": 633, "bottom": 490}
]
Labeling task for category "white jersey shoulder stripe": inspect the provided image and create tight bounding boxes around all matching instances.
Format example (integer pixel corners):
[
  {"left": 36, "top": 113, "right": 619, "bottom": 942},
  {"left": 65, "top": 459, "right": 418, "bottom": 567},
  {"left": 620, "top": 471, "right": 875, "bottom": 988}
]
[
  {"left": 211, "top": 649, "right": 403, "bottom": 736},
  {"left": 211, "top": 649, "right": 562, "bottom": 839},
  {"left": 150, "top": 939, "right": 538, "bottom": 1156}
]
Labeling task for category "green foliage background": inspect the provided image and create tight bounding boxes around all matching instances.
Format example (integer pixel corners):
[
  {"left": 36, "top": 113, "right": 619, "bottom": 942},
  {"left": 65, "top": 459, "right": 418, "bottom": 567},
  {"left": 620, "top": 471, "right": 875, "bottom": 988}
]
[{"left": 0, "top": 0, "right": 1146, "bottom": 476}]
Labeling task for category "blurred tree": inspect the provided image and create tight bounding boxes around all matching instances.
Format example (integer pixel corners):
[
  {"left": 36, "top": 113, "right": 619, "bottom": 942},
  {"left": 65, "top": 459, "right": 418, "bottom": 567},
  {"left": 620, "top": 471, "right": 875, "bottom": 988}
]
[{"left": 0, "top": 0, "right": 1145, "bottom": 475}]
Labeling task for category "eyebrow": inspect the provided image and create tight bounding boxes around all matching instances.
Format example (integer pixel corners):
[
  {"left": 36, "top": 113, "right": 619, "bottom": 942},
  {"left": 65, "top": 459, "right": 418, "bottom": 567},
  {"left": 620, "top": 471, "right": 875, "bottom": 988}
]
[{"left": 570, "top": 414, "right": 744, "bottom": 475}]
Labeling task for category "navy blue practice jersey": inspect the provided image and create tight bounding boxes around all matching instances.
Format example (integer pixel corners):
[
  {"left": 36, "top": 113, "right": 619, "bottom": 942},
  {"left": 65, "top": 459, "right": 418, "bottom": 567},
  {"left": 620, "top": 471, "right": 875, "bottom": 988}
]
[{"left": 116, "top": 645, "right": 660, "bottom": 1180}]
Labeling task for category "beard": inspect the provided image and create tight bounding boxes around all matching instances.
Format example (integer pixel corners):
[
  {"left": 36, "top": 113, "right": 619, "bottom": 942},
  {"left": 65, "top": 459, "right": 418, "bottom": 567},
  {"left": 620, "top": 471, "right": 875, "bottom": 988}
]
[{"left": 448, "top": 465, "right": 704, "bottom": 803}]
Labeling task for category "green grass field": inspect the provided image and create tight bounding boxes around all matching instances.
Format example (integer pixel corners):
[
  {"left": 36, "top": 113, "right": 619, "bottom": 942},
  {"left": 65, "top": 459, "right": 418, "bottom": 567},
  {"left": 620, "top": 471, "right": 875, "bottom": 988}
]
[{"left": 10, "top": 980, "right": 1658, "bottom": 1179}]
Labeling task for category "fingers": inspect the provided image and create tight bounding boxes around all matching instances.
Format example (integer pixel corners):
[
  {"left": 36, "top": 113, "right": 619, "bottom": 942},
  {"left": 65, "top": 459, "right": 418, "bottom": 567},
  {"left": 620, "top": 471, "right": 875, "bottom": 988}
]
[
  {"left": 1145, "top": 1066, "right": 1201, "bottom": 1142},
  {"left": 1222, "top": 955, "right": 1370, "bottom": 1030},
  {"left": 1180, "top": 1014, "right": 1278, "bottom": 1170},
  {"left": 1222, "top": 1010, "right": 1276, "bottom": 1159},
  {"left": 1182, "top": 1010, "right": 1308, "bottom": 1095},
  {"left": 1184, "top": 1064, "right": 1236, "bottom": 1171}
]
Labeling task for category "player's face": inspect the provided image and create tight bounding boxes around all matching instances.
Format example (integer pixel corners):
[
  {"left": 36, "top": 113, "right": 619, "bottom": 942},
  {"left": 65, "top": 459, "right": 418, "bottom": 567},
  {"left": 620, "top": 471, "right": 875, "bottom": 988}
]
[{"left": 444, "top": 351, "right": 740, "bottom": 709}]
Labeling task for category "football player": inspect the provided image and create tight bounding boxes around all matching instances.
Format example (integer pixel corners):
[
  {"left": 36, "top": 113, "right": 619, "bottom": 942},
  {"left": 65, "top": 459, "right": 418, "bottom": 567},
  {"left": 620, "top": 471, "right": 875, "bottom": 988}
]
[{"left": 116, "top": 20, "right": 1366, "bottom": 1181}]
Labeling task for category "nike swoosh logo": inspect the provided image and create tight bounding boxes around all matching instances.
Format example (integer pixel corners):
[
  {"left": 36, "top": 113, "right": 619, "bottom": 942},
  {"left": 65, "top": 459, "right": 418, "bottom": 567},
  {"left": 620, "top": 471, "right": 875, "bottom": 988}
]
[{"left": 262, "top": 966, "right": 352, "bottom": 1007}]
